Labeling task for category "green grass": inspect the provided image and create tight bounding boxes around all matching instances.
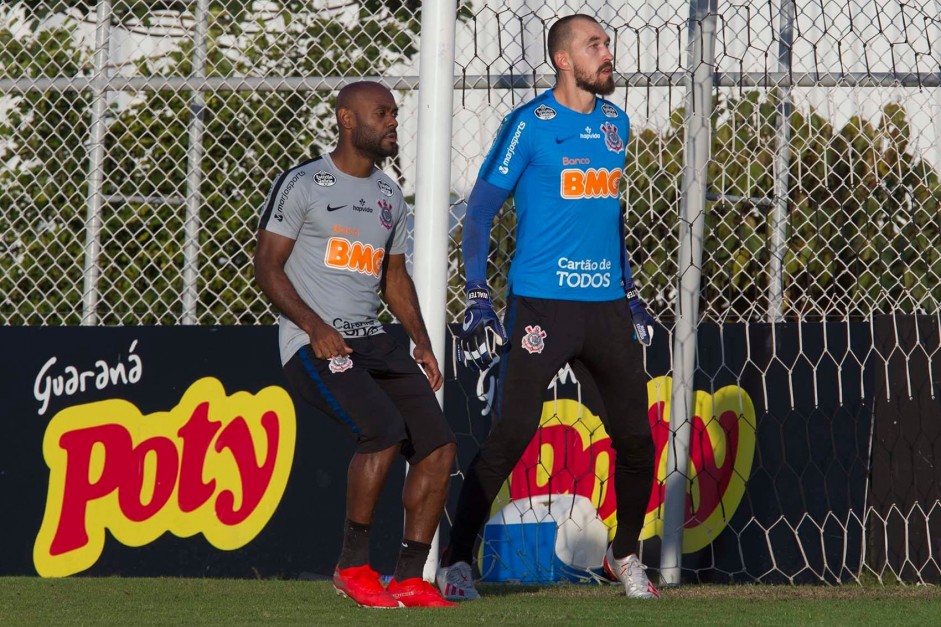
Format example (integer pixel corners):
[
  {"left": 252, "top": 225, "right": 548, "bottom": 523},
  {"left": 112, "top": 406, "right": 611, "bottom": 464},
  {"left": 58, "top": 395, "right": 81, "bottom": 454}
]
[{"left": 0, "top": 577, "right": 939, "bottom": 626}]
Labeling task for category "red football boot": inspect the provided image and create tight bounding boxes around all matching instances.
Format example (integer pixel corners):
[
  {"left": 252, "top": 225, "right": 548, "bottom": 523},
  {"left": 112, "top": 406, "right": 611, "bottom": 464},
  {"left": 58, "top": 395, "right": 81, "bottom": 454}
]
[
  {"left": 386, "top": 577, "right": 458, "bottom": 608},
  {"left": 333, "top": 564, "right": 404, "bottom": 609}
]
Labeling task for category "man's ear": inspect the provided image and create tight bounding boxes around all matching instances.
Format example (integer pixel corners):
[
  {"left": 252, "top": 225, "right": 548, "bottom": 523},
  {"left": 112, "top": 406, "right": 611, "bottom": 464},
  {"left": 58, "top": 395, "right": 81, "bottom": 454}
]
[
  {"left": 337, "top": 106, "right": 355, "bottom": 130},
  {"left": 554, "top": 49, "right": 572, "bottom": 72}
]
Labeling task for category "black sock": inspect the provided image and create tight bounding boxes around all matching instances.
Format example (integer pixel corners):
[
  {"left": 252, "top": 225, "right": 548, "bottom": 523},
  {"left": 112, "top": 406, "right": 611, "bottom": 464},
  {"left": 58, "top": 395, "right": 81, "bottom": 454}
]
[
  {"left": 337, "top": 519, "right": 371, "bottom": 570},
  {"left": 393, "top": 539, "right": 431, "bottom": 582},
  {"left": 610, "top": 440, "right": 654, "bottom": 560}
]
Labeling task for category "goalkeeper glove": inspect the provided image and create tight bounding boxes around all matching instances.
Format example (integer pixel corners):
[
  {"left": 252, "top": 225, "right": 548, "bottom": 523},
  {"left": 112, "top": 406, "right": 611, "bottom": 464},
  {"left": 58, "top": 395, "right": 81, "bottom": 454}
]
[
  {"left": 457, "top": 280, "right": 507, "bottom": 370},
  {"left": 625, "top": 282, "right": 655, "bottom": 346}
]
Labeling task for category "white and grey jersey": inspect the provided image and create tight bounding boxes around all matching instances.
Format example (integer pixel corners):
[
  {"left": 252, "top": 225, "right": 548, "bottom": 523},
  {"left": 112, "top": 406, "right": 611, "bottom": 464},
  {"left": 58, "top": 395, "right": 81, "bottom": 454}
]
[{"left": 258, "top": 154, "right": 408, "bottom": 365}]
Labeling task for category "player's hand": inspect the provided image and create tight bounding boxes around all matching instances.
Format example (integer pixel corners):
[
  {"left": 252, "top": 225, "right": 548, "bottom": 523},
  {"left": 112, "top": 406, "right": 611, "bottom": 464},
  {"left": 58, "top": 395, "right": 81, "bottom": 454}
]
[
  {"left": 307, "top": 319, "right": 353, "bottom": 360},
  {"left": 626, "top": 282, "right": 655, "bottom": 346},
  {"left": 457, "top": 280, "right": 507, "bottom": 370},
  {"left": 413, "top": 343, "right": 443, "bottom": 392}
]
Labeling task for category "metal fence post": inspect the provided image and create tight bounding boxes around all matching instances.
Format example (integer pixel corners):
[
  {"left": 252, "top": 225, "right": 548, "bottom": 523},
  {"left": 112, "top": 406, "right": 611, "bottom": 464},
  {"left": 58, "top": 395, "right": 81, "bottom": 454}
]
[
  {"left": 413, "top": 0, "right": 457, "bottom": 581},
  {"left": 660, "top": 0, "right": 718, "bottom": 586},
  {"left": 769, "top": 0, "right": 795, "bottom": 322},
  {"left": 182, "top": 0, "right": 209, "bottom": 325},
  {"left": 81, "top": 0, "right": 112, "bottom": 325}
]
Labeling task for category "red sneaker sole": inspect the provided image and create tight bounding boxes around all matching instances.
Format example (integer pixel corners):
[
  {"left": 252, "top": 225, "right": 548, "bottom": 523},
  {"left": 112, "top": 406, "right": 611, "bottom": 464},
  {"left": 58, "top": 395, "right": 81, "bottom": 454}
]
[{"left": 334, "top": 585, "right": 404, "bottom": 609}]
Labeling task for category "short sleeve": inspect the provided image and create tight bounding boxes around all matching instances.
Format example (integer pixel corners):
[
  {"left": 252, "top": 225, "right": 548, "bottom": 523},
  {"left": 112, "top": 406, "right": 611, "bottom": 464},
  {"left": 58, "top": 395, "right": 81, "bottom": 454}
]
[
  {"left": 388, "top": 194, "right": 408, "bottom": 255},
  {"left": 257, "top": 170, "right": 311, "bottom": 240}
]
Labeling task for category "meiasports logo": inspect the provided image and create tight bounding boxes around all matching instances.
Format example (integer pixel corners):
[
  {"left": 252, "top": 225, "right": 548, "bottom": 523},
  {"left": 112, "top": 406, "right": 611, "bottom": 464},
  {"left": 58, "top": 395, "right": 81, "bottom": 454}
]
[
  {"left": 324, "top": 237, "right": 385, "bottom": 278},
  {"left": 508, "top": 375, "right": 756, "bottom": 552},
  {"left": 497, "top": 121, "right": 526, "bottom": 175},
  {"left": 33, "top": 377, "right": 296, "bottom": 577},
  {"left": 560, "top": 168, "right": 622, "bottom": 199}
]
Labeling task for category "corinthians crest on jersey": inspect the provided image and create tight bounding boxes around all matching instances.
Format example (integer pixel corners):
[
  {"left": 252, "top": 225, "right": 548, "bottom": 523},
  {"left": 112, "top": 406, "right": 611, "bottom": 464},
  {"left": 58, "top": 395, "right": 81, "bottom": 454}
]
[{"left": 601, "top": 121, "right": 624, "bottom": 153}]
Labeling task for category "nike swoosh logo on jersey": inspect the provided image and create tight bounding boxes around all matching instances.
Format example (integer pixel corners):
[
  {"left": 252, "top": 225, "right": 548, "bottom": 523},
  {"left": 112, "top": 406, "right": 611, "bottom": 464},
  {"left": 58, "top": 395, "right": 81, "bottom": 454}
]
[
  {"left": 327, "top": 204, "right": 347, "bottom": 211},
  {"left": 555, "top": 135, "right": 576, "bottom": 143}
]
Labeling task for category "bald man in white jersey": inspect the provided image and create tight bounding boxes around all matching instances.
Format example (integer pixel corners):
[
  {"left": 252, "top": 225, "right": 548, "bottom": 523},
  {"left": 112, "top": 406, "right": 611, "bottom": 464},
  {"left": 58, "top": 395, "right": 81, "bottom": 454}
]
[{"left": 254, "top": 81, "right": 456, "bottom": 609}]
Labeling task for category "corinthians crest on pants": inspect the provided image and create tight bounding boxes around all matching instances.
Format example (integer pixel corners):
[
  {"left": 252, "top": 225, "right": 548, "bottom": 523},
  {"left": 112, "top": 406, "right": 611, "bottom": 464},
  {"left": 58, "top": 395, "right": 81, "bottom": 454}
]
[
  {"left": 521, "top": 325, "right": 547, "bottom": 354},
  {"left": 329, "top": 355, "right": 353, "bottom": 373}
]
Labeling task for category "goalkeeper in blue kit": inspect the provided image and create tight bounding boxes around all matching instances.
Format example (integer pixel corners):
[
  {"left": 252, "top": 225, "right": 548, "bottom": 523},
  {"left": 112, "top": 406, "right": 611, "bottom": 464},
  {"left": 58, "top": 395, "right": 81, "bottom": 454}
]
[{"left": 437, "top": 14, "right": 659, "bottom": 600}]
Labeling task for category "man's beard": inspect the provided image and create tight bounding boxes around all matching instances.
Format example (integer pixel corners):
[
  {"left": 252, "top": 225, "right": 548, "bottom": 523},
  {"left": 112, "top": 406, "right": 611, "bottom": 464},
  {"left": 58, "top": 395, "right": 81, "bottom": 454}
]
[
  {"left": 352, "top": 126, "right": 398, "bottom": 160},
  {"left": 574, "top": 64, "right": 615, "bottom": 95}
]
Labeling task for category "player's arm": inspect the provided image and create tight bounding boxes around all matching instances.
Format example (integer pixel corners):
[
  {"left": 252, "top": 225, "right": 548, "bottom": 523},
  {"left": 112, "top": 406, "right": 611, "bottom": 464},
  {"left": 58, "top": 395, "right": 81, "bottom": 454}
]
[
  {"left": 462, "top": 179, "right": 511, "bottom": 284},
  {"left": 618, "top": 213, "right": 655, "bottom": 346},
  {"left": 253, "top": 229, "right": 352, "bottom": 359},
  {"left": 457, "top": 179, "right": 511, "bottom": 369},
  {"left": 380, "top": 253, "right": 442, "bottom": 391}
]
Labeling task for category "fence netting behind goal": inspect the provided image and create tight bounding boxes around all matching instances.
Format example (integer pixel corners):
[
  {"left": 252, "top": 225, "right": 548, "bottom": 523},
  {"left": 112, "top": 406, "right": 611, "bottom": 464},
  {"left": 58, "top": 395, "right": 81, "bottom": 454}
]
[{"left": 2, "top": 0, "right": 940, "bottom": 584}]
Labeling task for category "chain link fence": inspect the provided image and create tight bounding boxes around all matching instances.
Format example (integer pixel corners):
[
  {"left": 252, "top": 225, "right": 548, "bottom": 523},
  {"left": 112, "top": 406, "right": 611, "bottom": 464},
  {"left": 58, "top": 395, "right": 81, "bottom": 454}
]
[
  {"left": 3, "top": 0, "right": 941, "bottom": 584},
  {"left": 1, "top": 0, "right": 939, "bottom": 326}
]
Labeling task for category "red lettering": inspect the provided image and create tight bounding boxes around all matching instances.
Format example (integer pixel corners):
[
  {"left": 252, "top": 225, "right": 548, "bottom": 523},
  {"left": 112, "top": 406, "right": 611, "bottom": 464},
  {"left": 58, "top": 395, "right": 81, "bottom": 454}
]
[
  {"left": 646, "top": 404, "right": 740, "bottom": 525},
  {"left": 214, "top": 411, "right": 280, "bottom": 525},
  {"left": 119, "top": 437, "right": 178, "bottom": 522},
  {"left": 51, "top": 425, "right": 130, "bottom": 556},
  {"left": 510, "top": 424, "right": 617, "bottom": 521},
  {"left": 177, "top": 402, "right": 221, "bottom": 513}
]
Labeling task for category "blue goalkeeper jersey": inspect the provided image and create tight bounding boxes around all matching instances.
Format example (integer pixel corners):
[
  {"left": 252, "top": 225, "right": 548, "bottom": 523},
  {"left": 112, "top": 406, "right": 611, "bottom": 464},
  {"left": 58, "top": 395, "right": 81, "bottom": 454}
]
[{"left": 479, "top": 89, "right": 629, "bottom": 301}]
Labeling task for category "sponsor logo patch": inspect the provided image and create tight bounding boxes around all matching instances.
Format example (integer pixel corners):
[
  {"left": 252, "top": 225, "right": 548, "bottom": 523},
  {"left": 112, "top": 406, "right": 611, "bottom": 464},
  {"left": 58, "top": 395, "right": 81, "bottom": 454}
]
[
  {"left": 332, "top": 224, "right": 359, "bottom": 237},
  {"left": 534, "top": 104, "right": 557, "bottom": 120},
  {"left": 377, "top": 179, "right": 394, "bottom": 197},
  {"left": 324, "top": 237, "right": 385, "bottom": 278},
  {"left": 562, "top": 156, "right": 590, "bottom": 166},
  {"left": 601, "top": 103, "right": 618, "bottom": 118},
  {"left": 579, "top": 126, "right": 601, "bottom": 140},
  {"left": 333, "top": 318, "right": 380, "bottom": 338},
  {"left": 521, "top": 325, "right": 547, "bottom": 354},
  {"left": 560, "top": 168, "right": 622, "bottom": 199},
  {"left": 273, "top": 170, "right": 306, "bottom": 222},
  {"left": 498, "top": 121, "right": 526, "bottom": 175},
  {"left": 314, "top": 171, "right": 337, "bottom": 186}
]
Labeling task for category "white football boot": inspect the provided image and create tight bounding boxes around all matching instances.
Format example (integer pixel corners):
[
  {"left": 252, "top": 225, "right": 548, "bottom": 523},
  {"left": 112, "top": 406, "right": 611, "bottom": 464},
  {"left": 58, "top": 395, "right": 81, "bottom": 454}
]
[
  {"left": 602, "top": 547, "right": 661, "bottom": 600},
  {"left": 435, "top": 561, "right": 480, "bottom": 601}
]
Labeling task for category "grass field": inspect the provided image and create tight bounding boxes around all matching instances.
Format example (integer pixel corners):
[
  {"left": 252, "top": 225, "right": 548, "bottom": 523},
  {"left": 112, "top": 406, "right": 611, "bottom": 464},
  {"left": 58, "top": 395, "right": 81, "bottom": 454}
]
[{"left": 1, "top": 577, "right": 940, "bottom": 626}]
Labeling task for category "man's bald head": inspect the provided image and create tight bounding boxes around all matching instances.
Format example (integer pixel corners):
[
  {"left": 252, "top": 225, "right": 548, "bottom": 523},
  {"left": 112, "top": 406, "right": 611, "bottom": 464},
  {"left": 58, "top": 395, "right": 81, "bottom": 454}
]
[
  {"left": 336, "top": 81, "right": 393, "bottom": 115},
  {"left": 334, "top": 81, "right": 399, "bottom": 162},
  {"left": 547, "top": 14, "right": 601, "bottom": 72}
]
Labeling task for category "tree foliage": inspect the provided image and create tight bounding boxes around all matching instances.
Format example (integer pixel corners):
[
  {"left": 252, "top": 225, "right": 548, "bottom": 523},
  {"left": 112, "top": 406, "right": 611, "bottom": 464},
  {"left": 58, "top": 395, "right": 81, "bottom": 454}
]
[
  {"left": 623, "top": 90, "right": 941, "bottom": 321},
  {"left": 449, "top": 90, "right": 941, "bottom": 323},
  {"left": 0, "top": 3, "right": 420, "bottom": 324},
  {"left": 2, "top": 5, "right": 938, "bottom": 324}
]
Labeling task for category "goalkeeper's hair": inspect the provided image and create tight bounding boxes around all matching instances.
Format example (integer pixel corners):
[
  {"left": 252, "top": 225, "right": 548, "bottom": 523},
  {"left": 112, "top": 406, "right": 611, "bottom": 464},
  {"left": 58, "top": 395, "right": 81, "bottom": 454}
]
[{"left": 547, "top": 14, "right": 601, "bottom": 72}]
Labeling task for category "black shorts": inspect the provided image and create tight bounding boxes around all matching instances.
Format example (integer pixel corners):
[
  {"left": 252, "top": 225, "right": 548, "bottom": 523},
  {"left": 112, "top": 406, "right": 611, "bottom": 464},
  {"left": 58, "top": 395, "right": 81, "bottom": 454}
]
[
  {"left": 498, "top": 295, "right": 650, "bottom": 442},
  {"left": 283, "top": 333, "right": 455, "bottom": 463}
]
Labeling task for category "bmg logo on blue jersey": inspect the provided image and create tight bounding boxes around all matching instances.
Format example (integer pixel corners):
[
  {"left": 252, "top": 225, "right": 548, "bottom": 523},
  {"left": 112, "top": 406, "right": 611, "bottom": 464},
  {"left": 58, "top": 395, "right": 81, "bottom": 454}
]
[{"left": 560, "top": 168, "right": 621, "bottom": 199}]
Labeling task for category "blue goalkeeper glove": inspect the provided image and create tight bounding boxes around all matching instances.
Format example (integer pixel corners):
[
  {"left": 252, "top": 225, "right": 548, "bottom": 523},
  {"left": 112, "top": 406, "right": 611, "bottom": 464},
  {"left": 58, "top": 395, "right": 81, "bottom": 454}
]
[
  {"left": 625, "top": 282, "right": 655, "bottom": 346},
  {"left": 457, "top": 280, "right": 507, "bottom": 370}
]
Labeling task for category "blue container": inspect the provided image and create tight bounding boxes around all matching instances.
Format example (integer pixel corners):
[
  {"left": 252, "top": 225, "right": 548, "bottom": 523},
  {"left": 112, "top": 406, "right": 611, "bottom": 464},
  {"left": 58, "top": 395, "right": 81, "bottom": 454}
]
[{"left": 481, "top": 521, "right": 579, "bottom": 583}]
